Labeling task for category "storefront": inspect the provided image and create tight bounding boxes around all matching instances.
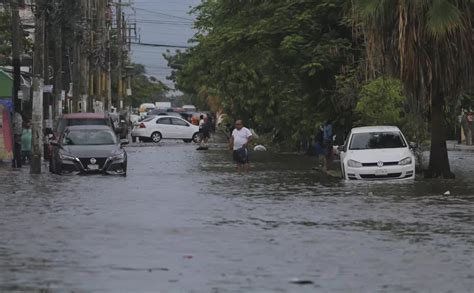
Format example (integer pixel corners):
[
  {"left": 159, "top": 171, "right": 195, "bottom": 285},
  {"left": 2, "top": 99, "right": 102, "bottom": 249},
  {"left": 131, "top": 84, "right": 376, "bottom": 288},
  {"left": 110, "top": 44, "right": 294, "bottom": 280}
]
[{"left": 0, "top": 70, "right": 14, "bottom": 161}]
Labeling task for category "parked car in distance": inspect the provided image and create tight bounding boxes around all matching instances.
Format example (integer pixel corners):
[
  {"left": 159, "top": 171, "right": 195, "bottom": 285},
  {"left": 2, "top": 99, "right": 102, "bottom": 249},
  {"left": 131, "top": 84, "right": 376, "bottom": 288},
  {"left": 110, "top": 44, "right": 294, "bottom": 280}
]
[
  {"left": 49, "top": 125, "right": 128, "bottom": 176},
  {"left": 131, "top": 115, "right": 200, "bottom": 143},
  {"left": 139, "top": 103, "right": 156, "bottom": 118},
  {"left": 147, "top": 109, "right": 183, "bottom": 118},
  {"left": 182, "top": 105, "right": 196, "bottom": 112},
  {"left": 338, "top": 126, "right": 416, "bottom": 180}
]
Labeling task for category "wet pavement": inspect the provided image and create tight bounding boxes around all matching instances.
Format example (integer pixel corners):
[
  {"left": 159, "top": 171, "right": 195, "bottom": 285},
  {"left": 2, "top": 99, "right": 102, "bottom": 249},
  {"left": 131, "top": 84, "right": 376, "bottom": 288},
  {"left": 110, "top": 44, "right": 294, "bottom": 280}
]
[{"left": 0, "top": 140, "right": 474, "bottom": 292}]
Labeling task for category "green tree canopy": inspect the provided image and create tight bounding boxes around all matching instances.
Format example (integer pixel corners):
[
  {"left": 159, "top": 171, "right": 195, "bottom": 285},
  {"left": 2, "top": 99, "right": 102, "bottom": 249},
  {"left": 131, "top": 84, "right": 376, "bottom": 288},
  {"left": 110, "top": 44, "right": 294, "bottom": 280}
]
[
  {"left": 355, "top": 77, "right": 406, "bottom": 127},
  {"left": 166, "top": 0, "right": 359, "bottom": 144},
  {"left": 127, "top": 64, "right": 169, "bottom": 107}
]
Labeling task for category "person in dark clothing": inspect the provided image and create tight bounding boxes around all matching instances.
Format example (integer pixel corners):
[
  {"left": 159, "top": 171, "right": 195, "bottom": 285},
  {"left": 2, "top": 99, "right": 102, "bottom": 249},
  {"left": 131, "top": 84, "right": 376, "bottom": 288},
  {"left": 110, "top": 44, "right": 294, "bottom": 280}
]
[
  {"left": 201, "top": 117, "right": 211, "bottom": 146},
  {"left": 312, "top": 125, "right": 325, "bottom": 168},
  {"left": 323, "top": 120, "right": 333, "bottom": 171}
]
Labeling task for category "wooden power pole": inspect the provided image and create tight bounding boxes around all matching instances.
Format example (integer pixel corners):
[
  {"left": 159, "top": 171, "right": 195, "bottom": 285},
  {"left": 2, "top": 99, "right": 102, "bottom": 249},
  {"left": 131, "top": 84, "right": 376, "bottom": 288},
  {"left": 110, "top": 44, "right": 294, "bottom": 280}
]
[
  {"left": 31, "top": 0, "right": 45, "bottom": 174},
  {"left": 10, "top": 0, "right": 22, "bottom": 168},
  {"left": 116, "top": 0, "right": 123, "bottom": 111}
]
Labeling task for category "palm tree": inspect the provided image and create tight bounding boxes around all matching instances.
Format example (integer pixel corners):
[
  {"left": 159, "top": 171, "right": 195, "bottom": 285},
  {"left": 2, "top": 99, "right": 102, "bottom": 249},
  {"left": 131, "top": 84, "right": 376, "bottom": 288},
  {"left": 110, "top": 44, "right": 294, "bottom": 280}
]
[{"left": 352, "top": 0, "right": 473, "bottom": 178}]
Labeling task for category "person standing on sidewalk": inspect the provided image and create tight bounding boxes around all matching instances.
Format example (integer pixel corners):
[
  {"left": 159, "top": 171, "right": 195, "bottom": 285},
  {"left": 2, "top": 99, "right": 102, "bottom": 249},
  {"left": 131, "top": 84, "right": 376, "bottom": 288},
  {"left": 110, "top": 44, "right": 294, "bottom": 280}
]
[
  {"left": 461, "top": 110, "right": 472, "bottom": 145},
  {"left": 21, "top": 121, "right": 32, "bottom": 164},
  {"left": 229, "top": 120, "right": 253, "bottom": 173}
]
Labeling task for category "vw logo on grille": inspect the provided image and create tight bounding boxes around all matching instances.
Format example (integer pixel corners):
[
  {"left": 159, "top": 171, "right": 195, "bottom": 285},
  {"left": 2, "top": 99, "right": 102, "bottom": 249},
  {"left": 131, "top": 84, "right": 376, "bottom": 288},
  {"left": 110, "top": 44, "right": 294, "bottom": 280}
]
[
  {"left": 90, "top": 158, "right": 97, "bottom": 164},
  {"left": 377, "top": 161, "right": 384, "bottom": 167}
]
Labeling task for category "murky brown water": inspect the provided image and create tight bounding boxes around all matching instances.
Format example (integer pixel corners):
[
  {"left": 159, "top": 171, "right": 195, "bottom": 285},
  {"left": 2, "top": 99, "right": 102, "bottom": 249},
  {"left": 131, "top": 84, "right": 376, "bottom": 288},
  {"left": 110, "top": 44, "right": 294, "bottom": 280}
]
[{"left": 0, "top": 142, "right": 473, "bottom": 292}]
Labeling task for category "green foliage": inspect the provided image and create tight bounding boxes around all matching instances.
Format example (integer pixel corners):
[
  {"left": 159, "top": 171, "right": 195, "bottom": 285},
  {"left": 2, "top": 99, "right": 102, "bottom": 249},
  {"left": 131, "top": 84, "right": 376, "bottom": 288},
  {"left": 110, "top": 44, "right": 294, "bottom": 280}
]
[
  {"left": 166, "top": 0, "right": 359, "bottom": 147},
  {"left": 355, "top": 77, "right": 406, "bottom": 126},
  {"left": 0, "top": 10, "right": 12, "bottom": 60},
  {"left": 126, "top": 64, "right": 169, "bottom": 107}
]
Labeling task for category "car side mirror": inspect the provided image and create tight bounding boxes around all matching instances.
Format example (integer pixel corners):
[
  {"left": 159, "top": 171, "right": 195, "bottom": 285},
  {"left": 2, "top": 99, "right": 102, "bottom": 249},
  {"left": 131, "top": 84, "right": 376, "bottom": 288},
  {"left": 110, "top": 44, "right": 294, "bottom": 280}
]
[
  {"left": 409, "top": 142, "right": 418, "bottom": 149},
  {"left": 337, "top": 145, "right": 345, "bottom": 152},
  {"left": 120, "top": 139, "right": 129, "bottom": 146}
]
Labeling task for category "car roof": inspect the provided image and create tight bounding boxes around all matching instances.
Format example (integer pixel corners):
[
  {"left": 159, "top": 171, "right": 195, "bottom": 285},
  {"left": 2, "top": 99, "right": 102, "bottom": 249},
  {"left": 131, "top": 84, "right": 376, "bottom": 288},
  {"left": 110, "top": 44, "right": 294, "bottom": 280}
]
[
  {"left": 65, "top": 125, "right": 113, "bottom": 131},
  {"left": 154, "top": 115, "right": 182, "bottom": 119},
  {"left": 62, "top": 112, "right": 108, "bottom": 119},
  {"left": 351, "top": 126, "right": 401, "bottom": 134}
]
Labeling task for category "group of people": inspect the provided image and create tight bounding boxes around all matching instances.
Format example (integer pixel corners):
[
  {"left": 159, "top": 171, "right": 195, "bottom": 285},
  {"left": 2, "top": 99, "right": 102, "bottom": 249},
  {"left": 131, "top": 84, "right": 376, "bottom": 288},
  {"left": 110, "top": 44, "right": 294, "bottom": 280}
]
[{"left": 227, "top": 119, "right": 334, "bottom": 173}]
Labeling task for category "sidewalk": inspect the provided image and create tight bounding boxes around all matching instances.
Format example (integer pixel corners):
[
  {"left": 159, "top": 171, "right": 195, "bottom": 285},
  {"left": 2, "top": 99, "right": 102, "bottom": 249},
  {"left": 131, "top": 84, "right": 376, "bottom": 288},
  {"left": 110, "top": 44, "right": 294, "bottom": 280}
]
[{"left": 446, "top": 140, "right": 474, "bottom": 152}]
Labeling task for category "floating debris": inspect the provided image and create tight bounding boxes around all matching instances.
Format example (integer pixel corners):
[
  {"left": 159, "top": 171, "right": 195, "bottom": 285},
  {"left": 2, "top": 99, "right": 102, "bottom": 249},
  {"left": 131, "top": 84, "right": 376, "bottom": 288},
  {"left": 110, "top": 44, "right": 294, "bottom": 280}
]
[{"left": 289, "top": 278, "right": 314, "bottom": 285}]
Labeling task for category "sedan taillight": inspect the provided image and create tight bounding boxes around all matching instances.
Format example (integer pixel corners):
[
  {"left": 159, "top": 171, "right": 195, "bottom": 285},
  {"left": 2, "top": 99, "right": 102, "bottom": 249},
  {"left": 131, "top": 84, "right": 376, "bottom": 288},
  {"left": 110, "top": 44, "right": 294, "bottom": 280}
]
[{"left": 139, "top": 123, "right": 146, "bottom": 128}]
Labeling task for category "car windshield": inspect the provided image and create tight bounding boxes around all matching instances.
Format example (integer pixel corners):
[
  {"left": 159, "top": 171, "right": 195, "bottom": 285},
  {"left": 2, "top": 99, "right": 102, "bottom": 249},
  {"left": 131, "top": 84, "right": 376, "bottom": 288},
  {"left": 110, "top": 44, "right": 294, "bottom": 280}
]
[
  {"left": 63, "top": 130, "right": 117, "bottom": 146},
  {"left": 349, "top": 132, "right": 406, "bottom": 150}
]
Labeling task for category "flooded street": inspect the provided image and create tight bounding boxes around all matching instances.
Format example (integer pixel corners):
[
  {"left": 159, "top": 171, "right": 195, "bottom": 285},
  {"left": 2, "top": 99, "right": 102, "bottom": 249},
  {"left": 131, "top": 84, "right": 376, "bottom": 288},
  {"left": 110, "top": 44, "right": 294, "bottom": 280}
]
[{"left": 1, "top": 142, "right": 474, "bottom": 292}]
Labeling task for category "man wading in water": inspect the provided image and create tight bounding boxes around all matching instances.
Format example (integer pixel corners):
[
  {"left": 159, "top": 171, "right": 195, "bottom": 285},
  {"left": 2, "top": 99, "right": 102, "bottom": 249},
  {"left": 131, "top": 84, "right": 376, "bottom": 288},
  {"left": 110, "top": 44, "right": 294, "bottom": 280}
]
[{"left": 229, "top": 120, "right": 253, "bottom": 173}]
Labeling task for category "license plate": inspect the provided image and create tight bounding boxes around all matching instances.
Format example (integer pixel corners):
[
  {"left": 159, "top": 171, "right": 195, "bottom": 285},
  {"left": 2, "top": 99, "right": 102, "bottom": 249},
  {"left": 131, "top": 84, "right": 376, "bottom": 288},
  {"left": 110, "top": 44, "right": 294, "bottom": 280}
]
[
  {"left": 87, "top": 164, "right": 99, "bottom": 170},
  {"left": 375, "top": 169, "right": 388, "bottom": 176}
]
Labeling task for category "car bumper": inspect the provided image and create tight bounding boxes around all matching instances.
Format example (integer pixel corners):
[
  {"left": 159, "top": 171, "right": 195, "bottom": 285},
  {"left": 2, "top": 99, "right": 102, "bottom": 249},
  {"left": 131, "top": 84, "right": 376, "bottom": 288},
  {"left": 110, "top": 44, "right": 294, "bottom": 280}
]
[
  {"left": 345, "top": 164, "right": 415, "bottom": 180},
  {"left": 60, "top": 157, "right": 126, "bottom": 175}
]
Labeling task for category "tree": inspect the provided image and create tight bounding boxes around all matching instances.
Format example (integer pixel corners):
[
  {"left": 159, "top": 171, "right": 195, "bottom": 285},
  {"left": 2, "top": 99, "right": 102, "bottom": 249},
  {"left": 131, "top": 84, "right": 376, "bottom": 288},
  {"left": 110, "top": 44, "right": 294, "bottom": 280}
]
[
  {"left": 355, "top": 77, "right": 406, "bottom": 127},
  {"left": 127, "top": 64, "right": 169, "bottom": 107},
  {"left": 352, "top": 0, "right": 474, "bottom": 178},
  {"left": 0, "top": 10, "right": 12, "bottom": 63},
  {"left": 167, "top": 0, "right": 359, "bottom": 146}
]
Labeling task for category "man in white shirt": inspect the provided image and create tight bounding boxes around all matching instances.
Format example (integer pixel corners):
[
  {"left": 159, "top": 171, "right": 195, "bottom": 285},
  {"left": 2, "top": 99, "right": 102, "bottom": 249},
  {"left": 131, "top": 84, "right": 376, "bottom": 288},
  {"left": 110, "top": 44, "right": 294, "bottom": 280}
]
[{"left": 229, "top": 120, "right": 253, "bottom": 173}]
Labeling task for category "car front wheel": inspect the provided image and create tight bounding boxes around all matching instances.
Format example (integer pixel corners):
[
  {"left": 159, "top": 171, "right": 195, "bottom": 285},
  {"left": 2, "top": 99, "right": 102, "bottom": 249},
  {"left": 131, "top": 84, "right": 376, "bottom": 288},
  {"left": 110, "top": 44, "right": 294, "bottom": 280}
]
[
  {"left": 151, "top": 132, "right": 162, "bottom": 143},
  {"left": 192, "top": 132, "right": 201, "bottom": 143}
]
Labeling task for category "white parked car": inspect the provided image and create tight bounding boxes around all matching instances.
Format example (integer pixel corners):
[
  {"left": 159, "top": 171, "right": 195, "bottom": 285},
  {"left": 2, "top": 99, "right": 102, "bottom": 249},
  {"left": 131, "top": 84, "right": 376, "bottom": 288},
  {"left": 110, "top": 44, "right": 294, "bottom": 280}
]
[
  {"left": 339, "top": 126, "right": 416, "bottom": 180},
  {"left": 131, "top": 115, "right": 200, "bottom": 143}
]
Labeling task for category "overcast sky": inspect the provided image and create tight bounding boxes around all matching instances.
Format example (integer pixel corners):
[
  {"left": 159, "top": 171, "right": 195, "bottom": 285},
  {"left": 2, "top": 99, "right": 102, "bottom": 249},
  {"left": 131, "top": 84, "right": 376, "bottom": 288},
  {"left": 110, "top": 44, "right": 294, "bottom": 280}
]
[{"left": 127, "top": 0, "right": 201, "bottom": 89}]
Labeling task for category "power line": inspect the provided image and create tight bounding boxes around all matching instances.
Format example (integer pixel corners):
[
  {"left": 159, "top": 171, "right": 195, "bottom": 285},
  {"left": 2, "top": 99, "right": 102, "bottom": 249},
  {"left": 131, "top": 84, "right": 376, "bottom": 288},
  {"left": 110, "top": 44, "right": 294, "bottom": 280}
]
[
  {"left": 135, "top": 20, "right": 193, "bottom": 26},
  {"left": 132, "top": 42, "right": 190, "bottom": 49}
]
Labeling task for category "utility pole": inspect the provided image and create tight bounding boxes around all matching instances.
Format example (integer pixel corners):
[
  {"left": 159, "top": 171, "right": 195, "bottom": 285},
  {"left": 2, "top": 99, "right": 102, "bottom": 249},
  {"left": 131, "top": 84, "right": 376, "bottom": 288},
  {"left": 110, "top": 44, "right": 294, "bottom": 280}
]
[
  {"left": 80, "top": 0, "right": 90, "bottom": 113},
  {"left": 10, "top": 0, "right": 22, "bottom": 168},
  {"left": 105, "top": 0, "right": 112, "bottom": 112},
  {"left": 72, "top": 29, "right": 81, "bottom": 113},
  {"left": 54, "top": 24, "right": 63, "bottom": 119},
  {"left": 116, "top": 0, "right": 123, "bottom": 111},
  {"left": 53, "top": 0, "right": 63, "bottom": 120},
  {"left": 94, "top": 0, "right": 106, "bottom": 113},
  {"left": 31, "top": 0, "right": 45, "bottom": 174}
]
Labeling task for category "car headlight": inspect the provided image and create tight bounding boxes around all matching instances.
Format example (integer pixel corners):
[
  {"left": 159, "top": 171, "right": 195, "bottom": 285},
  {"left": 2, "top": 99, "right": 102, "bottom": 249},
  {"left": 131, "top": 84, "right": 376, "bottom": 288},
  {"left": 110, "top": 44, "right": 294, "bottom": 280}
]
[
  {"left": 347, "top": 159, "right": 363, "bottom": 168},
  {"left": 59, "top": 152, "right": 77, "bottom": 161},
  {"left": 398, "top": 157, "right": 412, "bottom": 165},
  {"left": 110, "top": 151, "right": 126, "bottom": 160}
]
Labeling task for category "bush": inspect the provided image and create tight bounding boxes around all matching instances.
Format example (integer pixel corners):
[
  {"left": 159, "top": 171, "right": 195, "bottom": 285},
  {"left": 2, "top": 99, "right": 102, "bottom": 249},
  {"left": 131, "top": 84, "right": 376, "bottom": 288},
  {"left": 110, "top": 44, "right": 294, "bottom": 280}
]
[{"left": 355, "top": 77, "right": 406, "bottom": 126}]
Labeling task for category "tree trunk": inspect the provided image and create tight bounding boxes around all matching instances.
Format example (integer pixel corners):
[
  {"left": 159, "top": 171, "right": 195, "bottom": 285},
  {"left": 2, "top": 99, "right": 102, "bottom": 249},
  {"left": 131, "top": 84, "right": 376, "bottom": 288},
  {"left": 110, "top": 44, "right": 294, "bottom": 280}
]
[{"left": 425, "top": 90, "right": 454, "bottom": 179}]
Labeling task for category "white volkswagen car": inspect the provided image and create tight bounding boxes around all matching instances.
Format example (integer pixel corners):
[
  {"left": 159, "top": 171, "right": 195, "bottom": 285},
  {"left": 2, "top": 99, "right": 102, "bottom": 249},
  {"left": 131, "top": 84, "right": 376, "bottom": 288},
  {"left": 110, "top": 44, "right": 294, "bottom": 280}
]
[
  {"left": 339, "top": 126, "right": 416, "bottom": 180},
  {"left": 131, "top": 115, "right": 200, "bottom": 143}
]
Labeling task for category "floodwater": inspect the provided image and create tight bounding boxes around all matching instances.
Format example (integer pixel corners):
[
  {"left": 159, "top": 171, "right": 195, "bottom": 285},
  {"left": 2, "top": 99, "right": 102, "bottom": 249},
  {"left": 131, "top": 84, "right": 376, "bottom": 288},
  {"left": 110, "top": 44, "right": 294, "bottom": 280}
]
[{"left": 0, "top": 140, "right": 473, "bottom": 292}]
